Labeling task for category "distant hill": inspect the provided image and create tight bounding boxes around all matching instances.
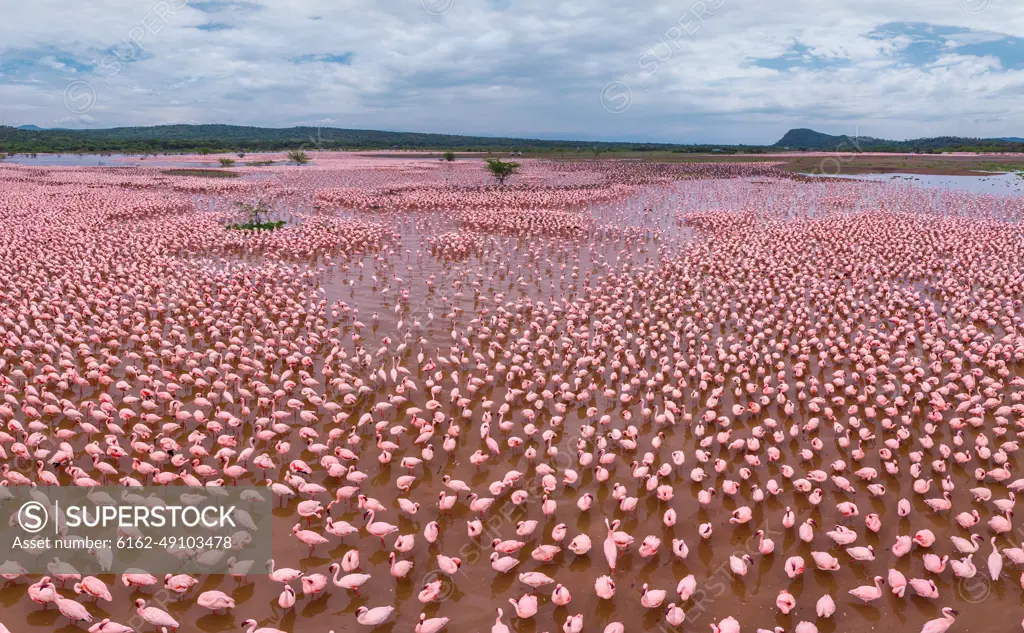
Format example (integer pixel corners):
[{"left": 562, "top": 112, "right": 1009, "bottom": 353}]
[
  {"left": 0, "top": 124, "right": 708, "bottom": 155},
  {"left": 774, "top": 128, "right": 1024, "bottom": 153},
  {"left": 1, "top": 124, "right": 1021, "bottom": 155},
  {"left": 774, "top": 129, "right": 876, "bottom": 150},
  {"left": 1000, "top": 137, "right": 1024, "bottom": 143}
]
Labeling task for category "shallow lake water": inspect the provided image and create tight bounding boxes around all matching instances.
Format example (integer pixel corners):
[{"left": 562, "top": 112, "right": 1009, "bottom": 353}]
[
  {"left": 808, "top": 171, "right": 1024, "bottom": 196},
  {"left": 0, "top": 153, "right": 215, "bottom": 168},
  {"left": 0, "top": 165, "right": 1022, "bottom": 633}
]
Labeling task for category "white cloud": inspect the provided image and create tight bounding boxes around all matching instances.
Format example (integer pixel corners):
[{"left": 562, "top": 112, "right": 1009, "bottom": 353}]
[{"left": 0, "top": 0, "right": 1022, "bottom": 142}]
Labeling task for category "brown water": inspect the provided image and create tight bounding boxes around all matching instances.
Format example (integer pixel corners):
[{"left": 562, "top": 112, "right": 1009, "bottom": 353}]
[{"left": 3, "top": 179, "right": 1022, "bottom": 633}]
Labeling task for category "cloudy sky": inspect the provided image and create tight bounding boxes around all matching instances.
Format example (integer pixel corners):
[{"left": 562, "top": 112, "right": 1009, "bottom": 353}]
[{"left": 1, "top": 0, "right": 1022, "bottom": 144}]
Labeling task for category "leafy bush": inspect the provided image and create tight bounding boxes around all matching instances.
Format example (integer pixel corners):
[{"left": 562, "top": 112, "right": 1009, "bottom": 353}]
[
  {"left": 287, "top": 149, "right": 310, "bottom": 164},
  {"left": 484, "top": 158, "right": 520, "bottom": 185},
  {"left": 218, "top": 158, "right": 235, "bottom": 167},
  {"left": 234, "top": 199, "right": 273, "bottom": 225}
]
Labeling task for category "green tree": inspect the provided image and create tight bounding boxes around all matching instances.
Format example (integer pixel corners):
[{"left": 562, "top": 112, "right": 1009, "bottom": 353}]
[
  {"left": 442, "top": 151, "right": 456, "bottom": 162},
  {"left": 484, "top": 158, "right": 520, "bottom": 185},
  {"left": 218, "top": 158, "right": 235, "bottom": 167},
  {"left": 287, "top": 149, "right": 310, "bottom": 164}
]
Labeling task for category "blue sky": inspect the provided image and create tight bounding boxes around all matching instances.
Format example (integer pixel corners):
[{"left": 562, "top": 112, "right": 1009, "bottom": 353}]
[{"left": 0, "top": 0, "right": 1022, "bottom": 144}]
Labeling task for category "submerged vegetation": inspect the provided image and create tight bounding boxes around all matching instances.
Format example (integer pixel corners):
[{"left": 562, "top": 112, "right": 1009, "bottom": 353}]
[
  {"left": 226, "top": 219, "right": 286, "bottom": 231},
  {"left": 161, "top": 169, "right": 239, "bottom": 178},
  {"left": 234, "top": 198, "right": 272, "bottom": 223},
  {"left": 228, "top": 198, "right": 285, "bottom": 231}
]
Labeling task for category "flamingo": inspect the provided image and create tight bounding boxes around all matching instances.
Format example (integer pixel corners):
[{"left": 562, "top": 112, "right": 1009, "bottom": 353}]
[
  {"left": 241, "top": 620, "right": 288, "bottom": 633},
  {"left": 354, "top": 607, "right": 395, "bottom": 627},
  {"left": 328, "top": 563, "right": 371, "bottom": 596},
  {"left": 55, "top": 597, "right": 93, "bottom": 626},
  {"left": 196, "top": 590, "right": 235, "bottom": 614},
  {"left": 919, "top": 608, "right": 957, "bottom": 633},
  {"left": 416, "top": 613, "right": 450, "bottom": 633},
  {"left": 134, "top": 599, "right": 178, "bottom": 631},
  {"left": 848, "top": 576, "right": 885, "bottom": 603}
]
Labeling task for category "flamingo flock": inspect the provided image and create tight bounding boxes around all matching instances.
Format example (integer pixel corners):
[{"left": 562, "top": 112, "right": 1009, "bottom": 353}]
[{"left": 0, "top": 155, "right": 1023, "bottom": 633}]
